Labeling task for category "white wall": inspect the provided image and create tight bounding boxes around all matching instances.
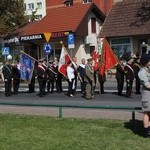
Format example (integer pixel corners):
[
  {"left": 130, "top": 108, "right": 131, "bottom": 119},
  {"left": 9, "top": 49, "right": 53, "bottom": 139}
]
[{"left": 24, "top": 0, "right": 46, "bottom": 19}]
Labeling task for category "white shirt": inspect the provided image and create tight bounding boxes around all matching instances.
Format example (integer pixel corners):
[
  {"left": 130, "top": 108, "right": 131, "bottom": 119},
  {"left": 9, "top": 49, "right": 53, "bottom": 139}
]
[{"left": 67, "top": 66, "right": 75, "bottom": 81}]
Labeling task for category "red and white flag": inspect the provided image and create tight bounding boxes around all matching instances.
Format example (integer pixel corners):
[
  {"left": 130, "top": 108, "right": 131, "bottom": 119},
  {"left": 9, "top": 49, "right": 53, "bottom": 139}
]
[{"left": 58, "top": 46, "right": 71, "bottom": 76}]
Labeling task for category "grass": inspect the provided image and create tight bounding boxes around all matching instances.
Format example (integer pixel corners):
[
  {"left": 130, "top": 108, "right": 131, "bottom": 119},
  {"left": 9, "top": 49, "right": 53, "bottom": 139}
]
[{"left": 0, "top": 114, "right": 149, "bottom": 150}]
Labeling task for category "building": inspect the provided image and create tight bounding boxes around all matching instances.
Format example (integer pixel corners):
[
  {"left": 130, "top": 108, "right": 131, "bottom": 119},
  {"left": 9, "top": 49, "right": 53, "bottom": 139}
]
[
  {"left": 24, "top": 0, "right": 46, "bottom": 21},
  {"left": 3, "top": 1, "right": 105, "bottom": 63},
  {"left": 100, "top": 0, "right": 150, "bottom": 58}
]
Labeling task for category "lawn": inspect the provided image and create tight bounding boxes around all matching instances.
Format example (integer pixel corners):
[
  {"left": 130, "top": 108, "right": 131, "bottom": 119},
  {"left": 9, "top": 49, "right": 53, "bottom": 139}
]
[{"left": 0, "top": 114, "right": 149, "bottom": 150}]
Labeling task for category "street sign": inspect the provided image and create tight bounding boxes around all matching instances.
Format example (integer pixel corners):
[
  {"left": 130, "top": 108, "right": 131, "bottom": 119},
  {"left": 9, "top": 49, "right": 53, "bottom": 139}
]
[
  {"left": 2, "top": 47, "right": 10, "bottom": 56},
  {"left": 68, "top": 33, "right": 75, "bottom": 49},
  {"left": 43, "top": 43, "right": 53, "bottom": 54}
]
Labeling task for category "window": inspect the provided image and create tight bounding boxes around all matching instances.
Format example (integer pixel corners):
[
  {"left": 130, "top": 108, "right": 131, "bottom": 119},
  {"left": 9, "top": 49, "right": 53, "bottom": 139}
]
[
  {"left": 28, "top": 3, "right": 34, "bottom": 10},
  {"left": 37, "top": 2, "right": 42, "bottom": 9},
  {"left": 110, "top": 38, "right": 132, "bottom": 59},
  {"left": 91, "top": 18, "right": 96, "bottom": 33},
  {"left": 64, "top": 0, "right": 73, "bottom": 6},
  {"left": 23, "top": 3, "right": 26, "bottom": 11},
  {"left": 83, "top": 0, "right": 92, "bottom": 3}
]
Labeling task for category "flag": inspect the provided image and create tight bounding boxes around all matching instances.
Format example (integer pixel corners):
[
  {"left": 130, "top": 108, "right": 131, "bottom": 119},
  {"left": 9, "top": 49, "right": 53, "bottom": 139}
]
[
  {"left": 20, "top": 52, "right": 35, "bottom": 82},
  {"left": 92, "top": 50, "right": 99, "bottom": 71},
  {"left": 58, "top": 46, "right": 71, "bottom": 76},
  {"left": 99, "top": 38, "right": 118, "bottom": 75}
]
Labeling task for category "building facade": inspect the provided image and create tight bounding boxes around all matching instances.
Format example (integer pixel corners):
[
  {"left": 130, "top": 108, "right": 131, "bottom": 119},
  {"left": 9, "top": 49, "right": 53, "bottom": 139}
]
[{"left": 24, "top": 0, "right": 46, "bottom": 21}]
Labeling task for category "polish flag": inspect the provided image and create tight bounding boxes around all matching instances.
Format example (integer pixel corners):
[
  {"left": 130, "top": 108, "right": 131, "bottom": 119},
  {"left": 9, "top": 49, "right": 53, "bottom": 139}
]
[{"left": 58, "top": 46, "right": 71, "bottom": 76}]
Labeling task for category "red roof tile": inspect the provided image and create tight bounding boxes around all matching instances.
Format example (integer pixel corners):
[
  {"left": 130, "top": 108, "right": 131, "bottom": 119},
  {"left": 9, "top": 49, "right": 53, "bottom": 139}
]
[
  {"left": 22, "top": 3, "right": 105, "bottom": 36},
  {"left": 100, "top": 0, "right": 150, "bottom": 37}
]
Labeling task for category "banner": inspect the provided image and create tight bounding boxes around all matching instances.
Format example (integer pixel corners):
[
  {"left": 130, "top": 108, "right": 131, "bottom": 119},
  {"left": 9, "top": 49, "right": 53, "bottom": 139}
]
[
  {"left": 20, "top": 52, "right": 35, "bottom": 82},
  {"left": 99, "top": 38, "right": 118, "bottom": 75}
]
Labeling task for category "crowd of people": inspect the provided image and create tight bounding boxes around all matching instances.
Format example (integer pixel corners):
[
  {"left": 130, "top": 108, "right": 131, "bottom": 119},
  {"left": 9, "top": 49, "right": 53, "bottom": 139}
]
[{"left": 0, "top": 53, "right": 147, "bottom": 100}]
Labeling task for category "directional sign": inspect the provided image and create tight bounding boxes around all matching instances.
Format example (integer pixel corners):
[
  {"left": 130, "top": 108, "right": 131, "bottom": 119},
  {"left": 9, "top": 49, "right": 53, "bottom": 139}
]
[
  {"left": 43, "top": 43, "right": 53, "bottom": 54},
  {"left": 2, "top": 47, "right": 10, "bottom": 56},
  {"left": 68, "top": 33, "right": 75, "bottom": 49}
]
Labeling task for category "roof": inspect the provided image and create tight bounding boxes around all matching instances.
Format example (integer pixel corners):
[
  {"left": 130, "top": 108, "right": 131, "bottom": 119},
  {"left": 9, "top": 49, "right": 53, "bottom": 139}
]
[
  {"left": 99, "top": 0, "right": 150, "bottom": 38},
  {"left": 21, "top": 3, "right": 105, "bottom": 36}
]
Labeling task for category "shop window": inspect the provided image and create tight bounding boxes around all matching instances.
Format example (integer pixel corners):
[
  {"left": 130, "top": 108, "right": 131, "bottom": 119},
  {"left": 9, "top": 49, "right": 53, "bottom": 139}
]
[
  {"left": 91, "top": 18, "right": 96, "bottom": 33},
  {"left": 110, "top": 38, "right": 132, "bottom": 59},
  {"left": 37, "top": 2, "right": 42, "bottom": 9}
]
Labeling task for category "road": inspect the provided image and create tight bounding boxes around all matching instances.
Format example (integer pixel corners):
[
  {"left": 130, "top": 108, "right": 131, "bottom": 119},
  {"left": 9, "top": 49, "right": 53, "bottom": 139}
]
[{"left": 0, "top": 77, "right": 143, "bottom": 120}]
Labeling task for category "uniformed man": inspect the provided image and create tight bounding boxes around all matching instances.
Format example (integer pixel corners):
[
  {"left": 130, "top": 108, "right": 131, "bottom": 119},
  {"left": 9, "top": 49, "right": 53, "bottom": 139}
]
[
  {"left": 115, "top": 58, "right": 125, "bottom": 96},
  {"left": 12, "top": 61, "right": 21, "bottom": 95},
  {"left": 124, "top": 57, "right": 134, "bottom": 98},
  {"left": 36, "top": 59, "right": 47, "bottom": 97},
  {"left": 84, "top": 58, "right": 94, "bottom": 99},
  {"left": 2, "top": 60, "right": 13, "bottom": 97}
]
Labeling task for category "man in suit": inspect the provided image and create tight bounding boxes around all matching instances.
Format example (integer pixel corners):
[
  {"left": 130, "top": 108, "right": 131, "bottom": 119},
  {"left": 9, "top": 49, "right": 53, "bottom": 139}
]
[{"left": 84, "top": 58, "right": 94, "bottom": 99}]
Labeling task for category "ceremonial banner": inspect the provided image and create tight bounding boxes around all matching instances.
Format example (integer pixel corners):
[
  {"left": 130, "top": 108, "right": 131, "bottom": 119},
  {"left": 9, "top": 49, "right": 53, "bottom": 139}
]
[
  {"left": 58, "top": 46, "right": 71, "bottom": 76},
  {"left": 99, "top": 38, "right": 118, "bottom": 75},
  {"left": 92, "top": 50, "right": 99, "bottom": 71},
  {"left": 20, "top": 52, "right": 35, "bottom": 82}
]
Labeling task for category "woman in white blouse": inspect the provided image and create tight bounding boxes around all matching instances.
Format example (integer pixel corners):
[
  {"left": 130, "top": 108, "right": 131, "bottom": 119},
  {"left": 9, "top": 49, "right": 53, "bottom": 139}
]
[{"left": 67, "top": 61, "right": 75, "bottom": 97}]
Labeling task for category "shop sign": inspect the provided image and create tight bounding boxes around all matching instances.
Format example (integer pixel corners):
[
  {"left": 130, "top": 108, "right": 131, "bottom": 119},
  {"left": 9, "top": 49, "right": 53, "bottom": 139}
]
[{"left": 20, "top": 34, "right": 43, "bottom": 41}]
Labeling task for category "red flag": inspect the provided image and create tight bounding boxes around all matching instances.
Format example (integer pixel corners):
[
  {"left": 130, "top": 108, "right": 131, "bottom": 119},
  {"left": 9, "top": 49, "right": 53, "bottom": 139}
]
[
  {"left": 92, "top": 50, "right": 99, "bottom": 71},
  {"left": 99, "top": 38, "right": 118, "bottom": 75},
  {"left": 58, "top": 46, "right": 71, "bottom": 76}
]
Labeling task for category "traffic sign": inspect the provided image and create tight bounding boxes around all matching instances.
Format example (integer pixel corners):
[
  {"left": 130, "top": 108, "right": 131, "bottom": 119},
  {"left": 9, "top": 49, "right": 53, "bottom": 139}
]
[
  {"left": 43, "top": 43, "right": 53, "bottom": 54},
  {"left": 2, "top": 47, "right": 10, "bottom": 56},
  {"left": 68, "top": 33, "right": 75, "bottom": 49}
]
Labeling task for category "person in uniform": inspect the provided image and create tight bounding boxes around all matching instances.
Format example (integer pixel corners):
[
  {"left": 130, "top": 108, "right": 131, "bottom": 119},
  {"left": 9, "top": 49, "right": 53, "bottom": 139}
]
[
  {"left": 124, "top": 57, "right": 134, "bottom": 98},
  {"left": 98, "top": 72, "right": 106, "bottom": 94},
  {"left": 84, "top": 58, "right": 94, "bottom": 99},
  {"left": 72, "top": 56, "right": 78, "bottom": 93},
  {"left": 47, "top": 60, "right": 56, "bottom": 94},
  {"left": 66, "top": 61, "right": 75, "bottom": 97},
  {"left": 36, "top": 59, "right": 47, "bottom": 97},
  {"left": 12, "top": 61, "right": 21, "bottom": 95},
  {"left": 133, "top": 56, "right": 141, "bottom": 94},
  {"left": 138, "top": 54, "right": 150, "bottom": 137},
  {"left": 115, "top": 58, "right": 125, "bottom": 96},
  {"left": 2, "top": 60, "right": 13, "bottom": 97},
  {"left": 78, "top": 58, "right": 86, "bottom": 96}
]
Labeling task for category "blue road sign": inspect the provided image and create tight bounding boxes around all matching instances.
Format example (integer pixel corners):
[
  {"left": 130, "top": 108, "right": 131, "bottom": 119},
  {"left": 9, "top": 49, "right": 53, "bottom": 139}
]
[
  {"left": 68, "top": 33, "right": 75, "bottom": 49},
  {"left": 2, "top": 47, "right": 10, "bottom": 56},
  {"left": 43, "top": 43, "right": 53, "bottom": 54}
]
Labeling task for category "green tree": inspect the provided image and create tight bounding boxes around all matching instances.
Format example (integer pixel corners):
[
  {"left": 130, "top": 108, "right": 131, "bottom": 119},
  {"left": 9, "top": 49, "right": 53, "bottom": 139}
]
[{"left": 0, "top": 0, "right": 28, "bottom": 37}]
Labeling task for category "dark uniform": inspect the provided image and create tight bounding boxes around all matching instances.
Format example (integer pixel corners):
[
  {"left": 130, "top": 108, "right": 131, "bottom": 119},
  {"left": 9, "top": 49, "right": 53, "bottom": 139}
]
[
  {"left": 98, "top": 73, "right": 106, "bottom": 94},
  {"left": 78, "top": 64, "right": 86, "bottom": 94},
  {"left": 2, "top": 61, "right": 13, "bottom": 97},
  {"left": 124, "top": 60, "right": 134, "bottom": 98},
  {"left": 115, "top": 63, "right": 124, "bottom": 95},
  {"left": 12, "top": 63, "right": 21, "bottom": 95},
  {"left": 36, "top": 61, "right": 47, "bottom": 97},
  {"left": 47, "top": 65, "right": 56, "bottom": 93},
  {"left": 133, "top": 60, "right": 141, "bottom": 94}
]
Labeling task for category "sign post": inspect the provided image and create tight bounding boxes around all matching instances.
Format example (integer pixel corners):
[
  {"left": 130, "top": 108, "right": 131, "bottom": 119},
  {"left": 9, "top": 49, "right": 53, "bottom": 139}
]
[
  {"left": 2, "top": 47, "right": 10, "bottom": 61},
  {"left": 43, "top": 43, "right": 53, "bottom": 66},
  {"left": 68, "top": 33, "right": 75, "bottom": 58}
]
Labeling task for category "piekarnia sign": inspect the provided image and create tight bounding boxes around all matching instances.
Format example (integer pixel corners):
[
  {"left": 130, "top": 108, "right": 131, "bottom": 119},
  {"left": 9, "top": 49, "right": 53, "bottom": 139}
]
[{"left": 20, "top": 34, "right": 43, "bottom": 41}]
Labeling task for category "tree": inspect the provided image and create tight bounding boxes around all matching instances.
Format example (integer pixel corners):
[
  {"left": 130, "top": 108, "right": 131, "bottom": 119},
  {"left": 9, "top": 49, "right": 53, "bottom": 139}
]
[{"left": 0, "top": 0, "right": 28, "bottom": 37}]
